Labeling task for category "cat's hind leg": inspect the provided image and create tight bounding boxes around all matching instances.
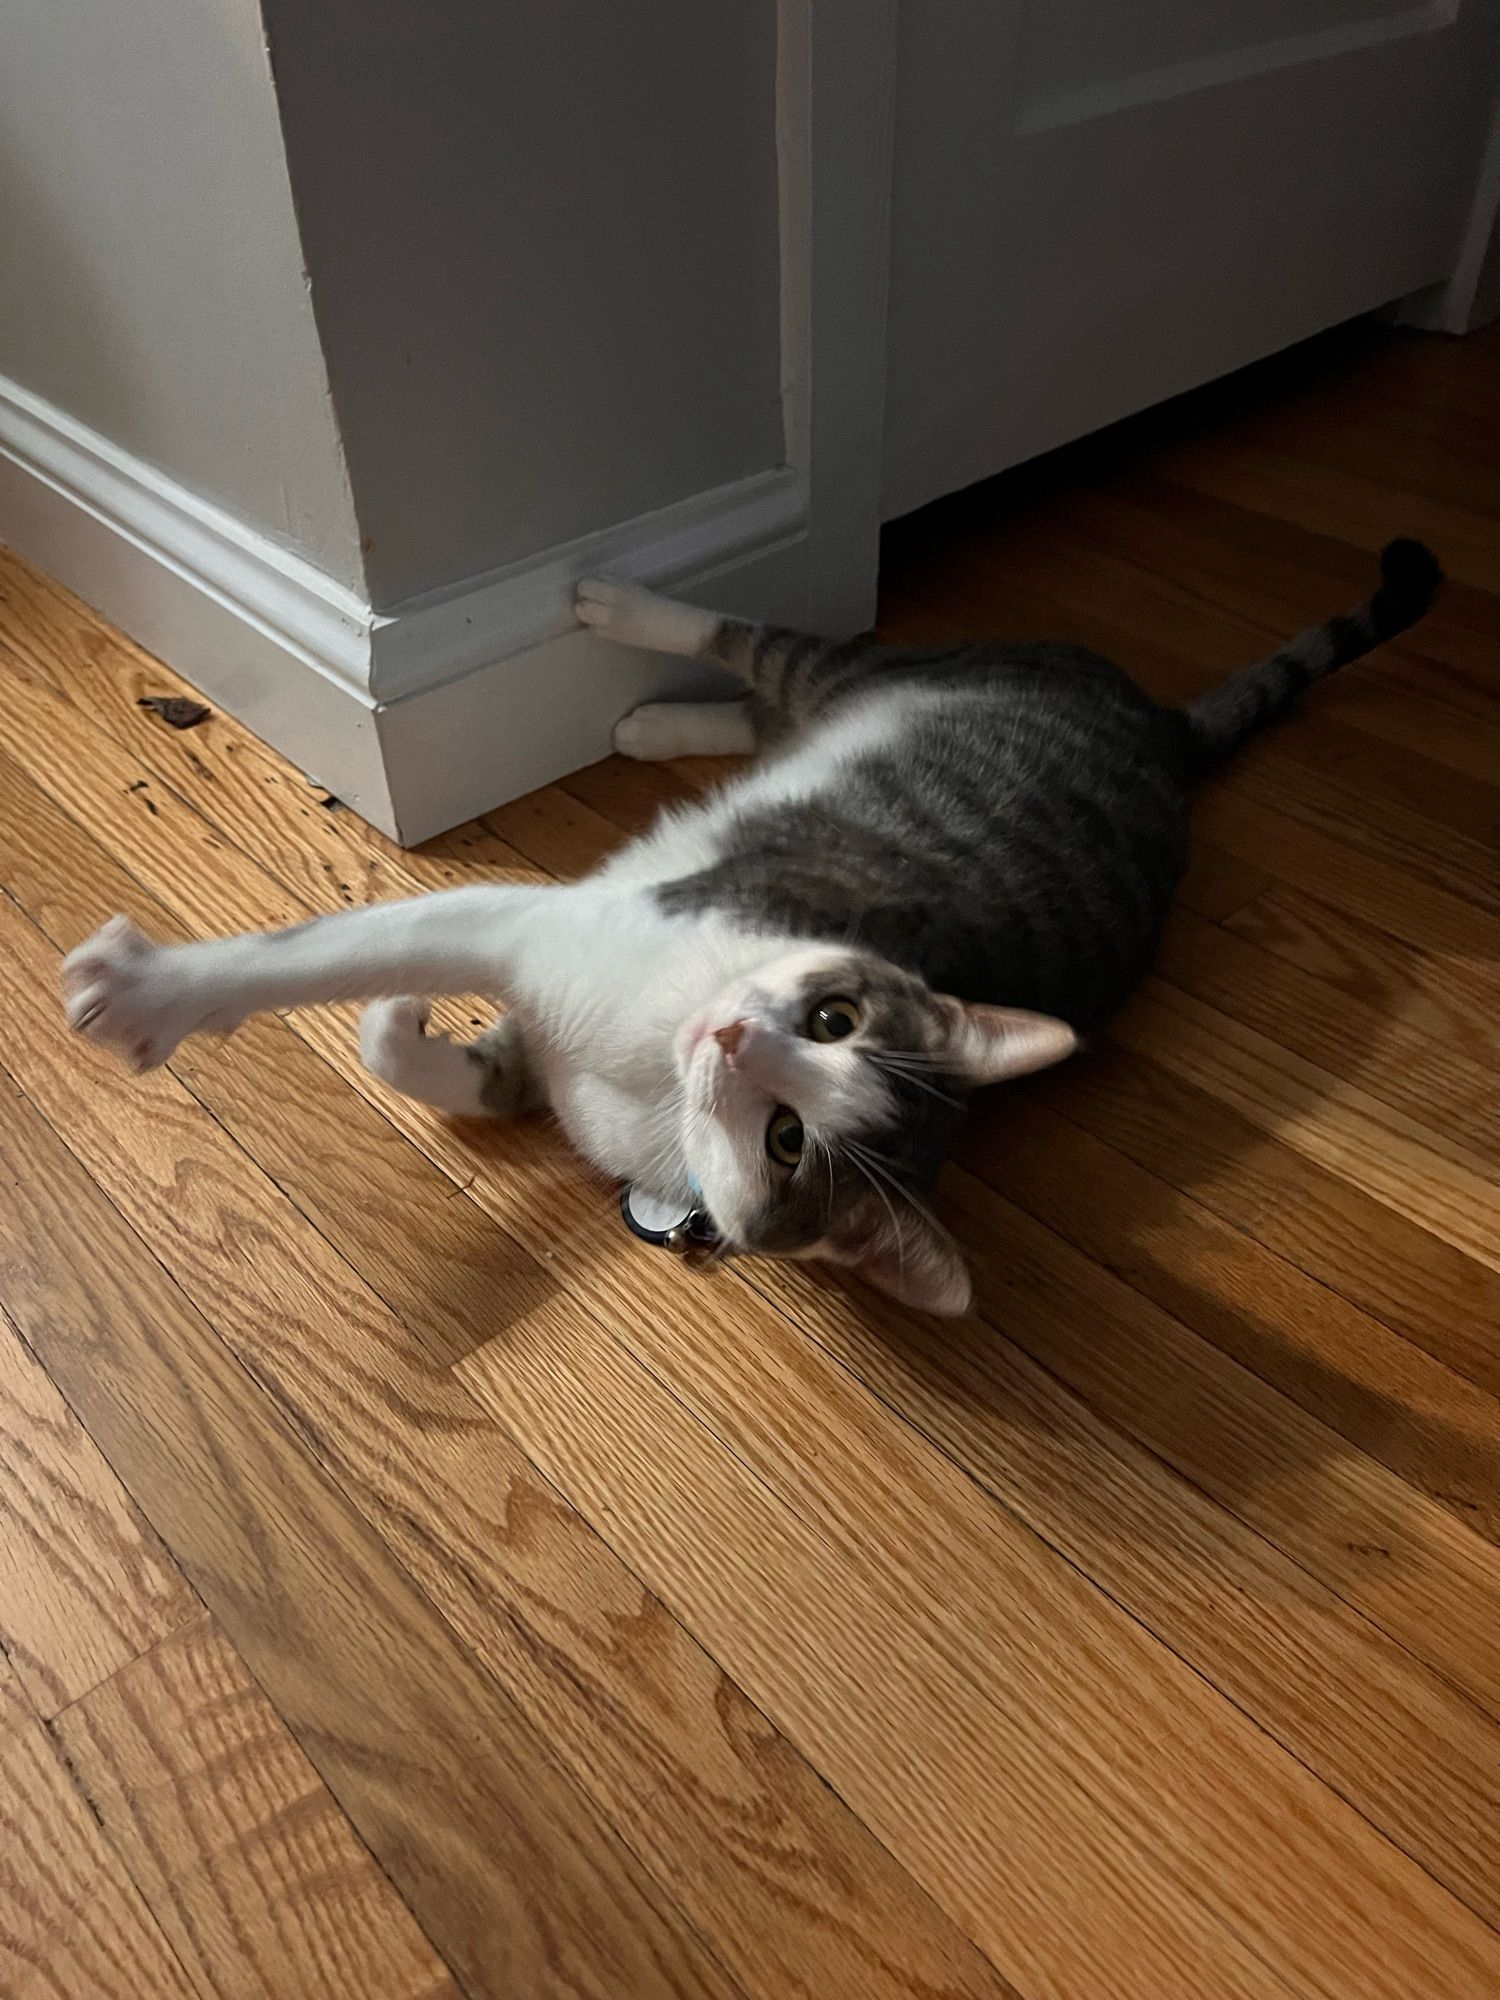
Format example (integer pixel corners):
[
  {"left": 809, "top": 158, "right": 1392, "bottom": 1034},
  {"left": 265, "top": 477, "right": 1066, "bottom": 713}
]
[
  {"left": 360, "top": 1000, "right": 538, "bottom": 1118},
  {"left": 576, "top": 579, "right": 759, "bottom": 759},
  {"left": 612, "top": 700, "right": 757, "bottom": 761},
  {"left": 577, "top": 576, "right": 857, "bottom": 729}
]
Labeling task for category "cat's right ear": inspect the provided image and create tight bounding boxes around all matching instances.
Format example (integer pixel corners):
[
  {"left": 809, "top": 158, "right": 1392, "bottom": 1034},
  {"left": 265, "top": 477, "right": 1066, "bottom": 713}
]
[{"left": 823, "top": 1204, "right": 973, "bottom": 1317}]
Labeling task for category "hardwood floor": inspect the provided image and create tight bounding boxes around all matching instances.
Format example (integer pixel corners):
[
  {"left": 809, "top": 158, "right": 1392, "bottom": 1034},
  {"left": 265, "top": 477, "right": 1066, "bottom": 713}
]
[{"left": 1, "top": 316, "right": 1497, "bottom": 1999}]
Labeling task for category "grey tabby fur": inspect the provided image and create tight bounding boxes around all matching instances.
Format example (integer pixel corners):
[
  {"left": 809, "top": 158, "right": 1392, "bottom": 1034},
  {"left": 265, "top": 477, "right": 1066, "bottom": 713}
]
[{"left": 656, "top": 537, "right": 1442, "bottom": 1032}]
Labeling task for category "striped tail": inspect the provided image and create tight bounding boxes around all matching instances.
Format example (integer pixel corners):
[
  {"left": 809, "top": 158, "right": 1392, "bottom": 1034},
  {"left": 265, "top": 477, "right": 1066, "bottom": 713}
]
[{"left": 1184, "top": 538, "right": 1442, "bottom": 772}]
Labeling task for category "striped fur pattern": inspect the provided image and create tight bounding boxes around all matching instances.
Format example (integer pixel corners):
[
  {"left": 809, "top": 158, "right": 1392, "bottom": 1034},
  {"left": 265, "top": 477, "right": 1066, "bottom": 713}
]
[
  {"left": 1184, "top": 539, "right": 1442, "bottom": 768},
  {"left": 592, "top": 542, "right": 1438, "bottom": 1035}
]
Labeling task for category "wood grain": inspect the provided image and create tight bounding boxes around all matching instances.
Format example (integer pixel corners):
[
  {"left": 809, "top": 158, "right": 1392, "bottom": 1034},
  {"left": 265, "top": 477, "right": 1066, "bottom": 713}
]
[
  {"left": 1153, "top": 907, "right": 1498, "bottom": 1159},
  {"left": 0, "top": 1313, "right": 197, "bottom": 1717},
  {"left": 0, "top": 1075, "right": 740, "bottom": 2000},
  {"left": 460, "top": 1290, "right": 1500, "bottom": 2000},
  {"left": 729, "top": 1238, "right": 1500, "bottom": 1930},
  {"left": 55, "top": 1615, "right": 457, "bottom": 2000},
  {"left": 0, "top": 1652, "right": 197, "bottom": 2000},
  {"left": 955, "top": 1094, "right": 1500, "bottom": 1543},
  {"left": 1039, "top": 1042, "right": 1500, "bottom": 1397},
  {"left": 1226, "top": 883, "right": 1500, "bottom": 1072}
]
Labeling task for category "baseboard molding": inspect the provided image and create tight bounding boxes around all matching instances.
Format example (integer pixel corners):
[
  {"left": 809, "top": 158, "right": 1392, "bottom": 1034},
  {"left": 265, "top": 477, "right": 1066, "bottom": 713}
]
[
  {"left": 371, "top": 465, "right": 807, "bottom": 702},
  {"left": 0, "top": 371, "right": 812, "bottom": 844}
]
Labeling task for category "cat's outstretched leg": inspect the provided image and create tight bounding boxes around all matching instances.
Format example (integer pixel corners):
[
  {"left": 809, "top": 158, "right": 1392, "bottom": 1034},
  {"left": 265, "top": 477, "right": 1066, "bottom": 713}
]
[
  {"left": 62, "top": 884, "right": 556, "bottom": 1072},
  {"left": 359, "top": 1000, "right": 539, "bottom": 1118}
]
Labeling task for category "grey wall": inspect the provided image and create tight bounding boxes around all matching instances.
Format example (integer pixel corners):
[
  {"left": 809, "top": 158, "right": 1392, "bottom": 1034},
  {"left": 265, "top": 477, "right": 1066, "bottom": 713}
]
[
  {"left": 261, "top": 0, "right": 785, "bottom": 609},
  {"left": 0, "top": 0, "right": 364, "bottom": 589}
]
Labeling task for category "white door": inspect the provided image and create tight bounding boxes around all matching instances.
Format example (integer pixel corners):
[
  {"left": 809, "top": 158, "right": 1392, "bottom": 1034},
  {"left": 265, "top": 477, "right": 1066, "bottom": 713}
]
[{"left": 881, "top": 1, "right": 1500, "bottom": 519}]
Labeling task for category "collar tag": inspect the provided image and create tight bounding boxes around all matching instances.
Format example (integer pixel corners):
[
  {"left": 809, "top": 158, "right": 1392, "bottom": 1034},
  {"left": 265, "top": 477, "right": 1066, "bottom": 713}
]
[{"left": 620, "top": 1184, "right": 721, "bottom": 1257}]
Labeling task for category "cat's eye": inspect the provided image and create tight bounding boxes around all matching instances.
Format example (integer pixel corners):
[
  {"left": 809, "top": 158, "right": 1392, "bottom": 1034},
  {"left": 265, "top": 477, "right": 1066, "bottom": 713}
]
[
  {"left": 766, "top": 1108, "right": 805, "bottom": 1166},
  {"left": 808, "top": 996, "right": 861, "bottom": 1043}
]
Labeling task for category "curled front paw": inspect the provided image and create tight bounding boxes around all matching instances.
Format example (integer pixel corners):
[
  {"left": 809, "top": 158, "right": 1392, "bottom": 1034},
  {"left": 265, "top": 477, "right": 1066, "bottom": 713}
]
[{"left": 61, "top": 917, "right": 200, "bottom": 1072}]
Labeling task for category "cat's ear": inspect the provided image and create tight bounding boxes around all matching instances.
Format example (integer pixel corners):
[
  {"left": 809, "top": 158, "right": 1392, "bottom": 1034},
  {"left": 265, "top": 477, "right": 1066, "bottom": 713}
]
[
  {"left": 937, "top": 999, "right": 1076, "bottom": 1087},
  {"left": 823, "top": 1205, "right": 973, "bottom": 1317}
]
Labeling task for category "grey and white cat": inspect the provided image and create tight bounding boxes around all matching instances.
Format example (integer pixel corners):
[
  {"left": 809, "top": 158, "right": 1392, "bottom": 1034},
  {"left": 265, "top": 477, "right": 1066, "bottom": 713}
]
[{"left": 62, "top": 540, "right": 1440, "bottom": 1314}]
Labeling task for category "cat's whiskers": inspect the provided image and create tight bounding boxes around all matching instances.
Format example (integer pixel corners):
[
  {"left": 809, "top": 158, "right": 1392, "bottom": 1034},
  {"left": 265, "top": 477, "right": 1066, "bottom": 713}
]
[
  {"left": 869, "top": 1052, "right": 961, "bottom": 1109},
  {"left": 847, "top": 1135, "right": 958, "bottom": 1259},
  {"left": 844, "top": 1142, "right": 909, "bottom": 1273}
]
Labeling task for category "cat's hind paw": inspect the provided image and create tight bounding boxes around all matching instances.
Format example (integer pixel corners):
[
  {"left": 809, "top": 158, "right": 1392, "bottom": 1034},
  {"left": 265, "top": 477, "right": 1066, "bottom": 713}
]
[{"left": 359, "top": 996, "right": 431, "bottom": 1087}]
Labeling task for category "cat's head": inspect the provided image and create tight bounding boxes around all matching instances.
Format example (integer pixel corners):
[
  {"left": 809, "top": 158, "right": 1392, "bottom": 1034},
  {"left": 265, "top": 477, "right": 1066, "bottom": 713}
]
[{"left": 675, "top": 946, "right": 1075, "bottom": 1315}]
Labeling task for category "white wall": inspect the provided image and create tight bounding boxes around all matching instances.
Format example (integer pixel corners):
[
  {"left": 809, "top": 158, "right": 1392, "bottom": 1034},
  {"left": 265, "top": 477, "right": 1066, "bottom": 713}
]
[
  {"left": 0, "top": 0, "right": 364, "bottom": 589},
  {"left": 261, "top": 0, "right": 786, "bottom": 608},
  {"left": 0, "top": 0, "right": 894, "bottom": 843}
]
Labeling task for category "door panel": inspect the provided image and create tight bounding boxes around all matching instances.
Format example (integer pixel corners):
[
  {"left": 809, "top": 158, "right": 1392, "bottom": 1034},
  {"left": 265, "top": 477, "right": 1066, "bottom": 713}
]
[
  {"left": 1024, "top": 0, "right": 1424, "bottom": 105},
  {"left": 883, "top": 1, "right": 1497, "bottom": 519}
]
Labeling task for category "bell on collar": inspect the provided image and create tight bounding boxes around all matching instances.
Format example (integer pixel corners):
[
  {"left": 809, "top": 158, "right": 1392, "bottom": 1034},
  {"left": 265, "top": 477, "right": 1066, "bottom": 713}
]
[{"left": 620, "top": 1184, "right": 721, "bottom": 1258}]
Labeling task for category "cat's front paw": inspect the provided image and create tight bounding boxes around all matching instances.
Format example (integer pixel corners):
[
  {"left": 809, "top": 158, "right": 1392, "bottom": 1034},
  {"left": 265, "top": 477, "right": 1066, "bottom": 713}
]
[{"left": 61, "top": 917, "right": 207, "bottom": 1071}]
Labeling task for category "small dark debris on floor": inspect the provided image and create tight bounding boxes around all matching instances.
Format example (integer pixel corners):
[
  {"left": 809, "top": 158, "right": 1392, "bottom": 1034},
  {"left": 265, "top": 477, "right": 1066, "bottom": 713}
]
[
  {"left": 127, "top": 779, "right": 148, "bottom": 792},
  {"left": 139, "top": 694, "right": 211, "bottom": 729},
  {"left": 317, "top": 793, "right": 342, "bottom": 811}
]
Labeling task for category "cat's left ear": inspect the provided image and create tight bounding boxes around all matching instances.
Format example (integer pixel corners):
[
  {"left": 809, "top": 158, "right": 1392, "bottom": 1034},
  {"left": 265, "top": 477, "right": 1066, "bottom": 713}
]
[
  {"left": 937, "top": 999, "right": 1077, "bottom": 1086},
  {"left": 823, "top": 1203, "right": 973, "bottom": 1317}
]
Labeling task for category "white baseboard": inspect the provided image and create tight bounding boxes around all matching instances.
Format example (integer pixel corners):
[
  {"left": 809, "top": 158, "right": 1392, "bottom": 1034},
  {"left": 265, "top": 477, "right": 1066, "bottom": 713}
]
[{"left": 0, "top": 372, "right": 814, "bottom": 844}]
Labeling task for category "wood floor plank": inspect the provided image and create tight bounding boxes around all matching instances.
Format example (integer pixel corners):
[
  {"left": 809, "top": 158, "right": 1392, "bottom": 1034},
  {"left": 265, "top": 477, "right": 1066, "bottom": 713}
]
[
  {"left": 0, "top": 1315, "right": 198, "bottom": 1719},
  {"left": 1113, "top": 984, "right": 1497, "bottom": 1270},
  {"left": 1224, "top": 884, "right": 1500, "bottom": 1074},
  {"left": 1227, "top": 749, "right": 1500, "bottom": 923},
  {"left": 160, "top": 1039, "right": 1024, "bottom": 2000},
  {"left": 484, "top": 783, "right": 625, "bottom": 878},
  {"left": 1188, "top": 782, "right": 1500, "bottom": 977},
  {"left": 0, "top": 756, "right": 1020, "bottom": 2000},
  {"left": 936, "top": 1167, "right": 1500, "bottom": 1719},
  {"left": 1150, "top": 434, "right": 1500, "bottom": 594},
  {"left": 1171, "top": 840, "right": 1274, "bottom": 921},
  {"left": 1153, "top": 908, "right": 1498, "bottom": 1161},
  {"left": 726, "top": 1240, "right": 1500, "bottom": 1931},
  {"left": 559, "top": 752, "right": 698, "bottom": 832},
  {"left": 461, "top": 1291, "right": 1500, "bottom": 2000},
  {"left": 1042, "top": 1043, "right": 1500, "bottom": 1396},
  {"left": 0, "top": 1654, "right": 196, "bottom": 2000},
  {"left": 954, "top": 1094, "right": 1500, "bottom": 1544},
  {"left": 0, "top": 1079, "right": 741, "bottom": 2000},
  {"left": 54, "top": 1615, "right": 458, "bottom": 2000}
]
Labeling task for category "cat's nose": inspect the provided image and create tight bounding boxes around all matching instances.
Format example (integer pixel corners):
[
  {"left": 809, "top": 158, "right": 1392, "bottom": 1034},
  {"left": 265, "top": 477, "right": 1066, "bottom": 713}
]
[{"left": 713, "top": 1019, "right": 747, "bottom": 1060}]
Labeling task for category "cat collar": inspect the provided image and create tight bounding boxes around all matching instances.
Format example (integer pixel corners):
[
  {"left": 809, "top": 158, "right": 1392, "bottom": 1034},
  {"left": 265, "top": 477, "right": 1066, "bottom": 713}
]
[{"left": 620, "top": 1183, "right": 722, "bottom": 1258}]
